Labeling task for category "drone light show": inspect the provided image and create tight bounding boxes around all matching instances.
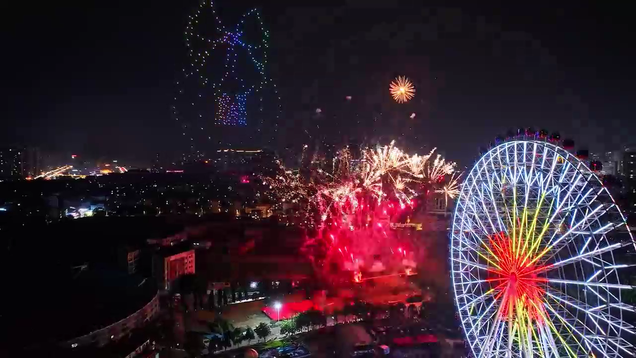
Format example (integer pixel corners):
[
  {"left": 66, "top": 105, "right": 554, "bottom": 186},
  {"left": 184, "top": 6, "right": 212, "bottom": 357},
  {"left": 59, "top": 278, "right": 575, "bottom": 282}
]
[{"left": 173, "top": 0, "right": 281, "bottom": 152}]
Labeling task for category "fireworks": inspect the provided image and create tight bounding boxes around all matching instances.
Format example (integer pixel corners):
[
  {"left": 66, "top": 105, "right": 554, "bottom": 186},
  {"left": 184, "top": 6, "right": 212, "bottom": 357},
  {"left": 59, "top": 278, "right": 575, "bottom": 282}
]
[
  {"left": 262, "top": 141, "right": 459, "bottom": 280},
  {"left": 389, "top": 76, "right": 415, "bottom": 103}
]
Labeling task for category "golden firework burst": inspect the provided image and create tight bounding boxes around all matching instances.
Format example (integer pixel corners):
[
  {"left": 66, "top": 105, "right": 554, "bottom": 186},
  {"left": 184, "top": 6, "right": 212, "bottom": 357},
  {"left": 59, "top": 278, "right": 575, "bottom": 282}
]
[{"left": 389, "top": 76, "right": 415, "bottom": 103}]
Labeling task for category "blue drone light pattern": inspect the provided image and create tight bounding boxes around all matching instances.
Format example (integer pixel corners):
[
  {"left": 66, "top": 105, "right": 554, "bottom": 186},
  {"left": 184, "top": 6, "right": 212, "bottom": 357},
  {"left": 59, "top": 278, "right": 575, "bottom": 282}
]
[{"left": 172, "top": 0, "right": 280, "bottom": 151}]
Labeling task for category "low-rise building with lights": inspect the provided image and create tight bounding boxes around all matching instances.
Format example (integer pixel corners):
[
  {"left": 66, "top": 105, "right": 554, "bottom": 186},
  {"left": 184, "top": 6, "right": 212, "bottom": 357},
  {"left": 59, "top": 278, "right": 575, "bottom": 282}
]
[{"left": 153, "top": 245, "right": 196, "bottom": 290}]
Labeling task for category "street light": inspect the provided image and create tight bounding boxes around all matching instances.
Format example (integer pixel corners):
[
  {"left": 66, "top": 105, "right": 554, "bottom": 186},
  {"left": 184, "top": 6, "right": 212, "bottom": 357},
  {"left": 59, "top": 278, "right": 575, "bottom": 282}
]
[{"left": 274, "top": 301, "right": 282, "bottom": 321}]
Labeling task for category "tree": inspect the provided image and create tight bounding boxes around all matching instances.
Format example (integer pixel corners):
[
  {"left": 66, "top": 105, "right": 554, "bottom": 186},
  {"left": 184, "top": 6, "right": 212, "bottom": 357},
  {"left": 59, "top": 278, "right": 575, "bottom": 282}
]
[
  {"left": 207, "top": 317, "right": 235, "bottom": 349},
  {"left": 207, "top": 335, "right": 223, "bottom": 353},
  {"left": 295, "top": 312, "right": 311, "bottom": 332},
  {"left": 305, "top": 309, "right": 326, "bottom": 328},
  {"left": 279, "top": 319, "right": 296, "bottom": 336},
  {"left": 231, "top": 327, "right": 245, "bottom": 346},
  {"left": 332, "top": 309, "right": 343, "bottom": 325},
  {"left": 254, "top": 322, "right": 271, "bottom": 342},
  {"left": 208, "top": 317, "right": 233, "bottom": 335},
  {"left": 244, "top": 327, "right": 256, "bottom": 343}
]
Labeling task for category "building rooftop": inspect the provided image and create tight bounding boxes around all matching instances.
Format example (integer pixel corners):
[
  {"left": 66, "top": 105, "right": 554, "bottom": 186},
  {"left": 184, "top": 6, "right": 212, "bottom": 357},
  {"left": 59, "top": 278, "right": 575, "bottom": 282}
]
[{"left": 1, "top": 267, "right": 157, "bottom": 351}]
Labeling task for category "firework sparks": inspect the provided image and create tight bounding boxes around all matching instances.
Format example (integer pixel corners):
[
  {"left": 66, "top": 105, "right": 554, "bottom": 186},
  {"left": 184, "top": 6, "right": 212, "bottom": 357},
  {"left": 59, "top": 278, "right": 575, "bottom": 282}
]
[
  {"left": 390, "top": 76, "right": 415, "bottom": 103},
  {"left": 436, "top": 172, "right": 461, "bottom": 207},
  {"left": 262, "top": 141, "right": 459, "bottom": 281}
]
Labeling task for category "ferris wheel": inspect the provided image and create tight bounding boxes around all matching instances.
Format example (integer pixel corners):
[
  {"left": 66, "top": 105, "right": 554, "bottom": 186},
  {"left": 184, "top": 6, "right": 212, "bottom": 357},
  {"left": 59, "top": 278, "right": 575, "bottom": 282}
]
[{"left": 451, "top": 139, "right": 636, "bottom": 357}]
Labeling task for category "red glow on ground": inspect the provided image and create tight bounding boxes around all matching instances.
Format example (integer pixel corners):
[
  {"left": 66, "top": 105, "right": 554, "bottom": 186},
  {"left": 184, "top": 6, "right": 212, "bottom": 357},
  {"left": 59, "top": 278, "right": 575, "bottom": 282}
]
[
  {"left": 262, "top": 300, "right": 315, "bottom": 321},
  {"left": 393, "top": 334, "right": 438, "bottom": 345},
  {"left": 487, "top": 232, "right": 550, "bottom": 322}
]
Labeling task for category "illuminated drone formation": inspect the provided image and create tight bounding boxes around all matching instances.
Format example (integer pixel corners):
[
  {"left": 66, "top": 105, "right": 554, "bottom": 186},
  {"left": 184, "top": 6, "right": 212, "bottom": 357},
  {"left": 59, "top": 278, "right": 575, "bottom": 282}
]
[
  {"left": 451, "top": 139, "right": 636, "bottom": 357},
  {"left": 264, "top": 142, "right": 459, "bottom": 280},
  {"left": 172, "top": 0, "right": 281, "bottom": 151},
  {"left": 389, "top": 76, "right": 415, "bottom": 103}
]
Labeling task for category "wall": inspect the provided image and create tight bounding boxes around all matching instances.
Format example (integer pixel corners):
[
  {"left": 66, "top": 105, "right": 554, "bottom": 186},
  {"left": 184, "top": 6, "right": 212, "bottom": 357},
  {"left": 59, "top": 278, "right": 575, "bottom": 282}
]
[{"left": 65, "top": 293, "right": 160, "bottom": 349}]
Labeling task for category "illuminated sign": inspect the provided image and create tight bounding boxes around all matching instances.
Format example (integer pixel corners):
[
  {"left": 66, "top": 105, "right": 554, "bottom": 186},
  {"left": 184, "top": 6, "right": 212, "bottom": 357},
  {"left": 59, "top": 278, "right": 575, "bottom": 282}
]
[{"left": 390, "top": 222, "right": 422, "bottom": 231}]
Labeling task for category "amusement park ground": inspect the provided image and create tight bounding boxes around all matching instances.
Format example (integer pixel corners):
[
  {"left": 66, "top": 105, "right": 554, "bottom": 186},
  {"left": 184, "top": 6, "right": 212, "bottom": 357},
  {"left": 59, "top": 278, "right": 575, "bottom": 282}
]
[{"left": 170, "top": 273, "right": 468, "bottom": 357}]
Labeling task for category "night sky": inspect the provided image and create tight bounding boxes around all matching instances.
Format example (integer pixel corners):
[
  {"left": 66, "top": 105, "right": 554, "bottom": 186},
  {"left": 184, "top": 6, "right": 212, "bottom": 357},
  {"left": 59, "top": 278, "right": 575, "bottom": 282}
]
[{"left": 3, "top": 1, "right": 635, "bottom": 167}]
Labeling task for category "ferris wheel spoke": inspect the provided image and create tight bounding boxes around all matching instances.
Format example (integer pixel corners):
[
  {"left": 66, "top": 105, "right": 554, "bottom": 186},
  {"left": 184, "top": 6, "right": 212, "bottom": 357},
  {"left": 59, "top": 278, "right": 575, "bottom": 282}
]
[
  {"left": 531, "top": 204, "right": 608, "bottom": 266},
  {"left": 587, "top": 336, "right": 634, "bottom": 357},
  {"left": 548, "top": 277, "right": 633, "bottom": 290},
  {"left": 480, "top": 149, "right": 505, "bottom": 220},
  {"left": 495, "top": 147, "right": 515, "bottom": 229},
  {"left": 547, "top": 173, "right": 584, "bottom": 225},
  {"left": 546, "top": 292, "right": 607, "bottom": 339},
  {"left": 543, "top": 300, "right": 606, "bottom": 357},
  {"left": 478, "top": 184, "right": 499, "bottom": 234},
  {"left": 546, "top": 241, "right": 627, "bottom": 271},
  {"left": 452, "top": 256, "right": 490, "bottom": 272},
  {"left": 538, "top": 322, "right": 561, "bottom": 358},
  {"left": 490, "top": 320, "right": 508, "bottom": 357},
  {"left": 469, "top": 161, "right": 497, "bottom": 225},
  {"left": 464, "top": 298, "right": 499, "bottom": 341},
  {"left": 592, "top": 269, "right": 623, "bottom": 303},
  {"left": 537, "top": 304, "right": 580, "bottom": 357},
  {"left": 460, "top": 287, "right": 500, "bottom": 312},
  {"left": 561, "top": 185, "right": 594, "bottom": 214},
  {"left": 545, "top": 295, "right": 635, "bottom": 357},
  {"left": 539, "top": 146, "right": 560, "bottom": 190},
  {"left": 468, "top": 200, "right": 493, "bottom": 237},
  {"left": 545, "top": 290, "right": 636, "bottom": 336},
  {"left": 486, "top": 181, "right": 507, "bottom": 233},
  {"left": 478, "top": 315, "right": 506, "bottom": 358}
]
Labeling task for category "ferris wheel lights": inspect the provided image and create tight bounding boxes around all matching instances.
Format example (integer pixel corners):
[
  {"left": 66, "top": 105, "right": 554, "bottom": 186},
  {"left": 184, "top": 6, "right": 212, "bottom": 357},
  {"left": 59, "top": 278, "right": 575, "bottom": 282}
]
[
  {"left": 525, "top": 127, "right": 536, "bottom": 137},
  {"left": 452, "top": 140, "right": 635, "bottom": 357},
  {"left": 548, "top": 132, "right": 561, "bottom": 142}
]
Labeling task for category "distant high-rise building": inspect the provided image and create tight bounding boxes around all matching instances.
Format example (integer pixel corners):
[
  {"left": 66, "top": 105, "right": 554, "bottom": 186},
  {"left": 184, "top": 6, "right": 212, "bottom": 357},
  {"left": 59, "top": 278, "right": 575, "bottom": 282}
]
[
  {"left": 0, "top": 147, "right": 23, "bottom": 178},
  {"left": 22, "top": 147, "right": 42, "bottom": 178},
  {"left": 0, "top": 146, "right": 42, "bottom": 179},
  {"left": 623, "top": 147, "right": 636, "bottom": 182},
  {"left": 600, "top": 151, "right": 621, "bottom": 176},
  {"left": 622, "top": 147, "right": 636, "bottom": 213}
]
